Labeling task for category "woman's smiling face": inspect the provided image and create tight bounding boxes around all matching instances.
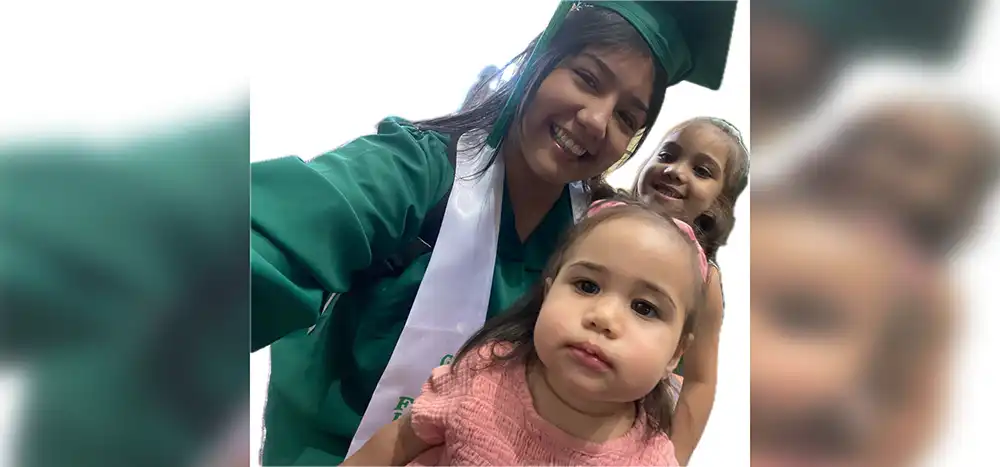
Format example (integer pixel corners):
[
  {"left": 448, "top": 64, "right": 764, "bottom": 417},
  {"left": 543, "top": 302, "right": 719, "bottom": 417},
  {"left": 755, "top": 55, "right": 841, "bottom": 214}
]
[{"left": 514, "top": 46, "right": 655, "bottom": 186}]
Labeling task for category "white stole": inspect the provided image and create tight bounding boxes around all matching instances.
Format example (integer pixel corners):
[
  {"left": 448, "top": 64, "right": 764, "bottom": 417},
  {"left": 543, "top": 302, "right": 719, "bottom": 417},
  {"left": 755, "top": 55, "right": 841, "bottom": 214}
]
[{"left": 347, "top": 138, "right": 587, "bottom": 456}]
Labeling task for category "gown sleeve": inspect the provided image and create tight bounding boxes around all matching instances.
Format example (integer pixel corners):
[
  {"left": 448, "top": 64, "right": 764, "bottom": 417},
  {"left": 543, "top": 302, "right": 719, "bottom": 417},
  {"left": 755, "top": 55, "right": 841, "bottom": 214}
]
[{"left": 251, "top": 117, "right": 454, "bottom": 351}]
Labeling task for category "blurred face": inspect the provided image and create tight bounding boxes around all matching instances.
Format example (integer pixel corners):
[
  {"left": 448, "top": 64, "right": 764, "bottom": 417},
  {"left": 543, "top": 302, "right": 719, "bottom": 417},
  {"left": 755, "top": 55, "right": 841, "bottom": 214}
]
[
  {"left": 751, "top": 204, "right": 947, "bottom": 467},
  {"left": 515, "top": 46, "right": 655, "bottom": 186},
  {"left": 819, "top": 103, "right": 992, "bottom": 250},
  {"left": 534, "top": 216, "right": 697, "bottom": 412},
  {"left": 637, "top": 122, "right": 731, "bottom": 222}
]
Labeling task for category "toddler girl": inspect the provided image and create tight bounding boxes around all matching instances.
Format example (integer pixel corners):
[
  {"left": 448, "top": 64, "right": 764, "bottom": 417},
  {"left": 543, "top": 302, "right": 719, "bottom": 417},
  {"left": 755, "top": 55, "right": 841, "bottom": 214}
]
[{"left": 343, "top": 199, "right": 708, "bottom": 465}]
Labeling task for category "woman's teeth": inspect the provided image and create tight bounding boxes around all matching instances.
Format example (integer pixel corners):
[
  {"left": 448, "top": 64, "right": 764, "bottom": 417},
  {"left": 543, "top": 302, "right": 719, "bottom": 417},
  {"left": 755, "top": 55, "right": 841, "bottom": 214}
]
[{"left": 552, "top": 125, "right": 587, "bottom": 157}]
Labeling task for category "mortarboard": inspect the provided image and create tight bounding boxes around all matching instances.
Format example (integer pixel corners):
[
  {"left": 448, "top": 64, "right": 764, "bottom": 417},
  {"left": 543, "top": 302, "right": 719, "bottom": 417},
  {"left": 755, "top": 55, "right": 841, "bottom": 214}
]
[{"left": 488, "top": 0, "right": 738, "bottom": 148}]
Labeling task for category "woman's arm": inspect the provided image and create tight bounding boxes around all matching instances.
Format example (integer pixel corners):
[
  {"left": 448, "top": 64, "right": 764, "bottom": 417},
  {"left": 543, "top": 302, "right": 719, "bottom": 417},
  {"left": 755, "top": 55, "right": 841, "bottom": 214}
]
[
  {"left": 341, "top": 414, "right": 432, "bottom": 466},
  {"left": 671, "top": 266, "right": 724, "bottom": 465},
  {"left": 251, "top": 117, "right": 454, "bottom": 351}
]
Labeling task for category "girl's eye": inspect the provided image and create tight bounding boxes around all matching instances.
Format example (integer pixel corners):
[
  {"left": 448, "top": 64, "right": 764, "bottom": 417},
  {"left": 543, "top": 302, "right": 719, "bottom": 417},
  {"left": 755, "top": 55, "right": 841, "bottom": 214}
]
[
  {"left": 631, "top": 300, "right": 659, "bottom": 318},
  {"left": 574, "top": 279, "right": 600, "bottom": 295},
  {"left": 658, "top": 151, "right": 677, "bottom": 162},
  {"left": 575, "top": 69, "right": 599, "bottom": 90},
  {"left": 695, "top": 166, "right": 713, "bottom": 178}
]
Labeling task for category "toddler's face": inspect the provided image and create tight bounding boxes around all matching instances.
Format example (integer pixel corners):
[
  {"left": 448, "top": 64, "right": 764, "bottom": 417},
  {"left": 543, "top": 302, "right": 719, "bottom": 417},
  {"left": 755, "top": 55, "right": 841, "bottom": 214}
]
[{"left": 533, "top": 216, "right": 699, "bottom": 409}]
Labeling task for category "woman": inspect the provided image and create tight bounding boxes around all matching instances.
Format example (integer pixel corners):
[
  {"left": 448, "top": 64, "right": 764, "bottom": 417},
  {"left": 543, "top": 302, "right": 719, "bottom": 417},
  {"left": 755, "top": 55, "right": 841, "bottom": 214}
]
[{"left": 251, "top": 1, "right": 737, "bottom": 465}]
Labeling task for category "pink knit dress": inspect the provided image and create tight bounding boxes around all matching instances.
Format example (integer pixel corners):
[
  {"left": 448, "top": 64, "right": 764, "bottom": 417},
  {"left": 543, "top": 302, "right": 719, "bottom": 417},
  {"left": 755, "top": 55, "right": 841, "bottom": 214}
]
[{"left": 406, "top": 345, "right": 679, "bottom": 466}]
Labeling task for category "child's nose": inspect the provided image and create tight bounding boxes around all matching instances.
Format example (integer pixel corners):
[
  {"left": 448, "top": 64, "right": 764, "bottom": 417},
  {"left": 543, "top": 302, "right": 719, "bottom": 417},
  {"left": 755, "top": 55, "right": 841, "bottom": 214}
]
[
  {"left": 661, "top": 164, "right": 690, "bottom": 183},
  {"left": 583, "top": 299, "right": 622, "bottom": 339}
]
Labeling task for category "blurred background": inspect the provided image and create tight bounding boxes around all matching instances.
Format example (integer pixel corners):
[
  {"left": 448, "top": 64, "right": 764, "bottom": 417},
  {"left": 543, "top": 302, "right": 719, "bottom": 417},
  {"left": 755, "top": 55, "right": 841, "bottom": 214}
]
[
  {"left": 1, "top": 2, "right": 249, "bottom": 467},
  {"left": 750, "top": 1, "right": 999, "bottom": 467}
]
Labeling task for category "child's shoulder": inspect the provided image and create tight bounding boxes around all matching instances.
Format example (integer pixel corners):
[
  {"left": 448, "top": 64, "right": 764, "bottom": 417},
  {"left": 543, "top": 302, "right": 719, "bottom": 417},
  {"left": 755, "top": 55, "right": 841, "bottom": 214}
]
[
  {"left": 628, "top": 416, "right": 681, "bottom": 465},
  {"left": 465, "top": 341, "right": 518, "bottom": 367},
  {"left": 639, "top": 433, "right": 681, "bottom": 466},
  {"left": 429, "top": 342, "right": 519, "bottom": 390},
  {"left": 411, "top": 342, "right": 524, "bottom": 445}
]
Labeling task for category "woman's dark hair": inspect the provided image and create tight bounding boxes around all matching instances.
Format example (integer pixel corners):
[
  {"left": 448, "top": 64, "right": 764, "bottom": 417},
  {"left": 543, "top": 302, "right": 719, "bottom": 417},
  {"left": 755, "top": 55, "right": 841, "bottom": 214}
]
[
  {"left": 452, "top": 197, "right": 706, "bottom": 437},
  {"left": 415, "top": 5, "right": 668, "bottom": 194},
  {"left": 627, "top": 117, "right": 750, "bottom": 261}
]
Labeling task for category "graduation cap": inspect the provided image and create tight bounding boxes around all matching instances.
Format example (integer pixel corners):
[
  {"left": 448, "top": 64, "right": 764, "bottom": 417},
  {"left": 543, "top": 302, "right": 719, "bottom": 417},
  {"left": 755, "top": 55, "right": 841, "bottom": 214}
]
[
  {"left": 600, "top": 0, "right": 738, "bottom": 90},
  {"left": 488, "top": 0, "right": 738, "bottom": 147}
]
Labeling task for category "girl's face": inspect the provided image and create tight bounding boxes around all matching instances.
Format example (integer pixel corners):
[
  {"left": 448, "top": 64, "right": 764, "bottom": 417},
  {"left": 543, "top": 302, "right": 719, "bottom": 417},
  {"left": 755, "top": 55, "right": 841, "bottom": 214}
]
[
  {"left": 637, "top": 123, "right": 731, "bottom": 223},
  {"left": 533, "top": 216, "right": 697, "bottom": 410},
  {"left": 515, "top": 46, "right": 655, "bottom": 186}
]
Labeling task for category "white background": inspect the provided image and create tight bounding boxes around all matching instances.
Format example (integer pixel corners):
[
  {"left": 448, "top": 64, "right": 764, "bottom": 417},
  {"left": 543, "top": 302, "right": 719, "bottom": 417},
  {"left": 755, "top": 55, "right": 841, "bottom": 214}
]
[{"left": 250, "top": 1, "right": 749, "bottom": 466}]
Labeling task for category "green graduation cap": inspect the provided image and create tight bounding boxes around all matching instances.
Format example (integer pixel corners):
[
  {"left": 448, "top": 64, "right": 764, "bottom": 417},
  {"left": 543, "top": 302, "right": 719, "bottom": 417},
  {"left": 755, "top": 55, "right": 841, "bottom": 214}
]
[
  {"left": 488, "top": 0, "right": 738, "bottom": 147},
  {"left": 601, "top": 0, "right": 738, "bottom": 90}
]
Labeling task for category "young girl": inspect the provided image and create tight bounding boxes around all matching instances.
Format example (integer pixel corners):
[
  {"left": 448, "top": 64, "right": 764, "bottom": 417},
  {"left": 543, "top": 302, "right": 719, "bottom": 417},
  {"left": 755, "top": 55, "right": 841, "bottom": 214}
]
[
  {"left": 610, "top": 117, "right": 749, "bottom": 464},
  {"left": 343, "top": 199, "right": 709, "bottom": 466},
  {"left": 633, "top": 116, "right": 750, "bottom": 261}
]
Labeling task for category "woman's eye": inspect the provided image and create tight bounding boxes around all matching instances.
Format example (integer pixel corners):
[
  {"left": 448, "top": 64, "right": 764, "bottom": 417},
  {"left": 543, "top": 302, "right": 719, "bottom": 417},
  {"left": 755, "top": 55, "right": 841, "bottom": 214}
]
[
  {"left": 658, "top": 151, "right": 676, "bottom": 162},
  {"left": 574, "top": 279, "right": 600, "bottom": 295},
  {"left": 618, "top": 111, "right": 637, "bottom": 131},
  {"left": 695, "top": 166, "right": 713, "bottom": 178},
  {"left": 575, "top": 69, "right": 599, "bottom": 89},
  {"left": 631, "top": 300, "right": 659, "bottom": 318}
]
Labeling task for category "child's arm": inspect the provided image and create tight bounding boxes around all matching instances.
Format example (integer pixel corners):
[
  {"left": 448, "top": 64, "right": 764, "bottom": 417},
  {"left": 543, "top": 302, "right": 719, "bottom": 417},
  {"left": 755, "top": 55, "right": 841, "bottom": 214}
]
[
  {"left": 341, "top": 413, "right": 432, "bottom": 466},
  {"left": 670, "top": 266, "right": 723, "bottom": 465}
]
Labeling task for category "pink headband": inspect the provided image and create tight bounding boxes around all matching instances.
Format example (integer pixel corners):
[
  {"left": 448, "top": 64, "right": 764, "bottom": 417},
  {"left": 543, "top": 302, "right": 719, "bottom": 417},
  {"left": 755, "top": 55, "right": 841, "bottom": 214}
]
[{"left": 586, "top": 200, "right": 709, "bottom": 282}]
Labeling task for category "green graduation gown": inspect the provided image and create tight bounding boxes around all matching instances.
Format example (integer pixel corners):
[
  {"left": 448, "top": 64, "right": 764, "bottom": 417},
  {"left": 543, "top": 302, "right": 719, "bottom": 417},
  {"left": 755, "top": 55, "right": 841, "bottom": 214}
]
[{"left": 251, "top": 116, "right": 576, "bottom": 465}]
